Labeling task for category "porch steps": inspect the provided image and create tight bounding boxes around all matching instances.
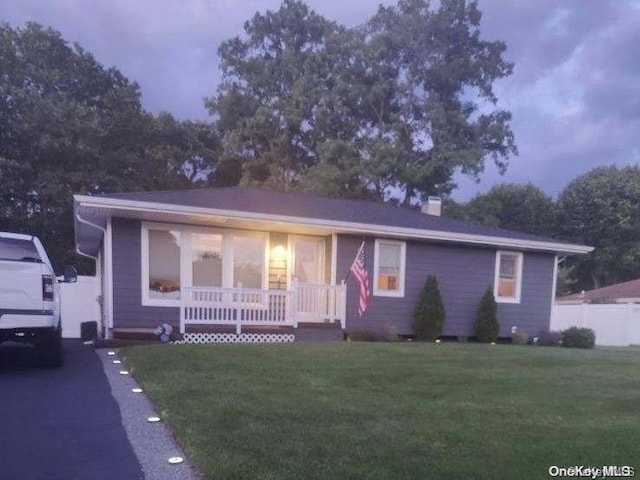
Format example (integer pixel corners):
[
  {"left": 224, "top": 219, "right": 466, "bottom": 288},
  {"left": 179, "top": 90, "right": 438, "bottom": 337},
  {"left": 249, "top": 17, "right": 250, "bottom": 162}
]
[
  {"left": 296, "top": 322, "right": 344, "bottom": 342},
  {"left": 112, "top": 328, "right": 159, "bottom": 341}
]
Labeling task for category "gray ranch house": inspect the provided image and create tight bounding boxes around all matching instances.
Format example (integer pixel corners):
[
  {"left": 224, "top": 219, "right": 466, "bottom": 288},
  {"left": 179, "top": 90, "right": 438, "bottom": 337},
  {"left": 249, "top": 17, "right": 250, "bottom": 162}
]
[{"left": 73, "top": 187, "right": 592, "bottom": 342}]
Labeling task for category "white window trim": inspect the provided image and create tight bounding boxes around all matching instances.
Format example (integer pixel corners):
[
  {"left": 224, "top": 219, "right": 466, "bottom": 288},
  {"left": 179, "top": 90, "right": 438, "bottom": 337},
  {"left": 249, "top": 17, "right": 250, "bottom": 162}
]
[
  {"left": 494, "top": 250, "right": 523, "bottom": 304},
  {"left": 141, "top": 222, "right": 268, "bottom": 307},
  {"left": 373, "top": 239, "right": 406, "bottom": 298}
]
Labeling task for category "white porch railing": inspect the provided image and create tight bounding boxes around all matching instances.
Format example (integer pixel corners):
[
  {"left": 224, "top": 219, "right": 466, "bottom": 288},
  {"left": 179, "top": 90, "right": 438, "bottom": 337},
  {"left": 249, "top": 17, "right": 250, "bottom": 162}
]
[{"left": 180, "top": 281, "right": 346, "bottom": 334}]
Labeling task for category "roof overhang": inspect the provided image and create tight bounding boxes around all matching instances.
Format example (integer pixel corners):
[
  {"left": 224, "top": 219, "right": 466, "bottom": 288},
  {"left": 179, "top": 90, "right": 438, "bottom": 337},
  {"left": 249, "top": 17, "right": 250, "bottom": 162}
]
[{"left": 74, "top": 195, "right": 594, "bottom": 257}]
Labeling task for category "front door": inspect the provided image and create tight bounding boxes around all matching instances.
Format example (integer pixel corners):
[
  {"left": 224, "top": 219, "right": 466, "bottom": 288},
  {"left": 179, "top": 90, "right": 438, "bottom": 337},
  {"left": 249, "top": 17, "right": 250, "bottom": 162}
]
[{"left": 291, "top": 235, "right": 326, "bottom": 321}]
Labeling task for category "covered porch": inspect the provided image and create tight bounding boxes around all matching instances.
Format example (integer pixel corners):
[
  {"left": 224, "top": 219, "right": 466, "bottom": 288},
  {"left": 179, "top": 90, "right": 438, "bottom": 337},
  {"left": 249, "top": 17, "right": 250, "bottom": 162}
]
[{"left": 73, "top": 189, "right": 354, "bottom": 340}]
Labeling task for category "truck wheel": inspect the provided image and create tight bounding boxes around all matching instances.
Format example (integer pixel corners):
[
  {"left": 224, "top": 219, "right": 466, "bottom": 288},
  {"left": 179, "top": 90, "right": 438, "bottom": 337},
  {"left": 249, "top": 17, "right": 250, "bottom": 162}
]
[{"left": 38, "top": 326, "right": 63, "bottom": 368}]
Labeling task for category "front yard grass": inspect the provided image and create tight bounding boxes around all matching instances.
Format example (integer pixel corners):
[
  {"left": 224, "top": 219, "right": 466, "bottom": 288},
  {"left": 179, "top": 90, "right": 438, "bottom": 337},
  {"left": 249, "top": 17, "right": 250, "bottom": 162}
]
[{"left": 123, "top": 343, "right": 640, "bottom": 480}]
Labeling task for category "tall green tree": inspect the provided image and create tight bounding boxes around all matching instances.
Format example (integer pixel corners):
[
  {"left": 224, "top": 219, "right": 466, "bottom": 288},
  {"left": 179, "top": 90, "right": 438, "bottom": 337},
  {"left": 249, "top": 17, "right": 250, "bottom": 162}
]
[
  {"left": 556, "top": 165, "right": 640, "bottom": 290},
  {"left": 0, "top": 23, "right": 216, "bottom": 271},
  {"left": 149, "top": 113, "right": 222, "bottom": 186},
  {"left": 209, "top": 0, "right": 517, "bottom": 202},
  {"left": 208, "top": 0, "right": 341, "bottom": 191},
  {"left": 360, "top": 0, "right": 516, "bottom": 204},
  {"left": 0, "top": 22, "right": 149, "bottom": 271}
]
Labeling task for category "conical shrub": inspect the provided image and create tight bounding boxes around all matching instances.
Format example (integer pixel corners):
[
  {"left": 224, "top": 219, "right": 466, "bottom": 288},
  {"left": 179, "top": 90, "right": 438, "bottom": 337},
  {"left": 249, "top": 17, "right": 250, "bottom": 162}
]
[
  {"left": 413, "top": 275, "right": 445, "bottom": 341},
  {"left": 474, "top": 286, "right": 499, "bottom": 343}
]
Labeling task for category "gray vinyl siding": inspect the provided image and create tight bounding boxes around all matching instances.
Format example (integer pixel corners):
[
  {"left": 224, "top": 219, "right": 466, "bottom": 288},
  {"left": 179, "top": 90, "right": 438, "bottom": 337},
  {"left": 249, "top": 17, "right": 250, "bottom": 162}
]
[
  {"left": 110, "top": 219, "right": 555, "bottom": 336},
  {"left": 337, "top": 234, "right": 554, "bottom": 338},
  {"left": 499, "top": 252, "right": 555, "bottom": 336},
  {"left": 112, "top": 218, "right": 178, "bottom": 329}
]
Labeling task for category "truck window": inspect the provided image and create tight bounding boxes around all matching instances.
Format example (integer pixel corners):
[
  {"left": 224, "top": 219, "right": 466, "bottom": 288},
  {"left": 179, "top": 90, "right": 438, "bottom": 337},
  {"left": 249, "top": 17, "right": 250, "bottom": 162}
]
[{"left": 0, "top": 238, "right": 42, "bottom": 262}]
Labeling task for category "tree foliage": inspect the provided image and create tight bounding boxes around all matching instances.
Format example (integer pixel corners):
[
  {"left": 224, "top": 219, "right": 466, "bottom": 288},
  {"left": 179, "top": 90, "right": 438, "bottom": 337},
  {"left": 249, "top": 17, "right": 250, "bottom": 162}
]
[
  {"left": 455, "top": 183, "right": 556, "bottom": 236},
  {"left": 555, "top": 165, "right": 640, "bottom": 290},
  {"left": 413, "top": 275, "right": 446, "bottom": 341},
  {"left": 209, "top": 0, "right": 516, "bottom": 203},
  {"left": 453, "top": 167, "right": 640, "bottom": 294},
  {"left": 361, "top": 0, "right": 516, "bottom": 204},
  {"left": 208, "top": 1, "right": 340, "bottom": 191},
  {"left": 0, "top": 22, "right": 220, "bottom": 271},
  {"left": 149, "top": 113, "right": 221, "bottom": 186}
]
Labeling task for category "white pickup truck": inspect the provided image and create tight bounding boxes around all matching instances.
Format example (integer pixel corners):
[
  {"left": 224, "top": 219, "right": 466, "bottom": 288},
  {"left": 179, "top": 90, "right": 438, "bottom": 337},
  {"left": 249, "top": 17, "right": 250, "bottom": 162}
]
[{"left": 0, "top": 232, "right": 77, "bottom": 366}]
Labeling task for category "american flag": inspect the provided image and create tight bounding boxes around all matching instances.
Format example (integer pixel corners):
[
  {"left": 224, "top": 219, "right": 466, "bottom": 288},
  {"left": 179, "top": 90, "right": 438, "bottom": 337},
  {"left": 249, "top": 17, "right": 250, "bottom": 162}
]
[{"left": 349, "top": 241, "right": 370, "bottom": 317}]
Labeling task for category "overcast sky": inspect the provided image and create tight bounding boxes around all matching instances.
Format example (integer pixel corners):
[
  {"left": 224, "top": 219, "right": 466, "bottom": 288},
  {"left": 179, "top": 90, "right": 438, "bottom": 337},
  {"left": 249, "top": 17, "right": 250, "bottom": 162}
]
[{"left": 1, "top": 0, "right": 639, "bottom": 201}]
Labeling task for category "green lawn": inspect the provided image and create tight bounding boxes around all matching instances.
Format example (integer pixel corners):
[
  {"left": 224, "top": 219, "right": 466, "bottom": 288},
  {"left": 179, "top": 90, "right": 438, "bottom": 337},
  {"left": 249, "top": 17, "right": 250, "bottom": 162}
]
[{"left": 122, "top": 343, "right": 640, "bottom": 480}]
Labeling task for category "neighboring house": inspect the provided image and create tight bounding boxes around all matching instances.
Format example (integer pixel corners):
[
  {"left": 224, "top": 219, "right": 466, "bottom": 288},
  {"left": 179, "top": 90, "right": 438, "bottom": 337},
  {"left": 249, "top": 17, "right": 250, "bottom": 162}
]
[
  {"left": 73, "top": 187, "right": 592, "bottom": 342},
  {"left": 556, "top": 278, "right": 640, "bottom": 305}
]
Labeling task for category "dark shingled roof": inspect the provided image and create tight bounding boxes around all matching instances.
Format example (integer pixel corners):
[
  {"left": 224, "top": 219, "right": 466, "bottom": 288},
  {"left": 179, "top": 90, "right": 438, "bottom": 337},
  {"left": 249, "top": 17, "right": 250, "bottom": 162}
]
[{"left": 100, "top": 187, "right": 571, "bottom": 246}]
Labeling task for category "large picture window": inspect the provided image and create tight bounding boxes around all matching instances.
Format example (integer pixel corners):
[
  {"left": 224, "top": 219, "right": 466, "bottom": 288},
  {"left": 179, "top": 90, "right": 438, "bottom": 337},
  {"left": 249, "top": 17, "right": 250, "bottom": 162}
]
[
  {"left": 192, "top": 233, "right": 223, "bottom": 288},
  {"left": 142, "top": 223, "right": 267, "bottom": 306},
  {"left": 233, "top": 235, "right": 265, "bottom": 289},
  {"left": 494, "top": 251, "right": 523, "bottom": 303},
  {"left": 373, "top": 239, "right": 406, "bottom": 297}
]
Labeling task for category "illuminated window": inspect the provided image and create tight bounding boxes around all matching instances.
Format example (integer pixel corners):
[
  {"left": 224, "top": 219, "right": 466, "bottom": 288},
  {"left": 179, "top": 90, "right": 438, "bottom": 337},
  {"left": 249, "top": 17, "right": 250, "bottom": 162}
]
[
  {"left": 141, "top": 223, "right": 267, "bottom": 306},
  {"left": 373, "top": 240, "right": 406, "bottom": 297}
]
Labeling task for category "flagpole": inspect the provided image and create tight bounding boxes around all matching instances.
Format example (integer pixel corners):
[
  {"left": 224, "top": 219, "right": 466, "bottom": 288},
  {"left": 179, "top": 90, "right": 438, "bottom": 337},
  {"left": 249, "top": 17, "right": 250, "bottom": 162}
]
[
  {"left": 347, "top": 240, "right": 370, "bottom": 318},
  {"left": 345, "top": 241, "right": 365, "bottom": 283}
]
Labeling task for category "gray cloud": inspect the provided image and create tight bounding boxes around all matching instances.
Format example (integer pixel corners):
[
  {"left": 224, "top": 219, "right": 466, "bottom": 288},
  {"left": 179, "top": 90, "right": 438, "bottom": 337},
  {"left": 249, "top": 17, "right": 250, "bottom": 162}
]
[
  {"left": 456, "top": 0, "right": 640, "bottom": 200},
  {"left": 1, "top": 0, "right": 639, "bottom": 200}
]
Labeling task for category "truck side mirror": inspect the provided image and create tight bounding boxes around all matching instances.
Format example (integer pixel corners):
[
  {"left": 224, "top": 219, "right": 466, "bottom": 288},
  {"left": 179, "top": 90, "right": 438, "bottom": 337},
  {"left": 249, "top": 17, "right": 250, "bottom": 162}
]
[{"left": 64, "top": 265, "right": 78, "bottom": 283}]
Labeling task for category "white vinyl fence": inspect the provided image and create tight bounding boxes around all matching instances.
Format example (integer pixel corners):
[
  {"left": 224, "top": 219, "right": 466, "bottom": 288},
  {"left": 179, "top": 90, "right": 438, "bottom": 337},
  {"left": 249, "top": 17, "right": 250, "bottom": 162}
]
[
  {"left": 60, "top": 275, "right": 101, "bottom": 339},
  {"left": 551, "top": 303, "right": 640, "bottom": 347}
]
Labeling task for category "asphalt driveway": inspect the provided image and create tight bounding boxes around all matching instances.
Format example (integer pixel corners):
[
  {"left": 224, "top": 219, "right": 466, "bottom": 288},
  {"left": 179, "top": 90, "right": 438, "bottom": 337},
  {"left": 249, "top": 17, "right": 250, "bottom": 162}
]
[{"left": 0, "top": 340, "right": 144, "bottom": 480}]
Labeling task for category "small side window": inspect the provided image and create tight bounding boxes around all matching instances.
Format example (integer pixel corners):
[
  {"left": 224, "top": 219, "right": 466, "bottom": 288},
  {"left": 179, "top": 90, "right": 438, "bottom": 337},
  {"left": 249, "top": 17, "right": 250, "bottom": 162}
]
[
  {"left": 373, "top": 240, "right": 406, "bottom": 297},
  {"left": 494, "top": 251, "right": 523, "bottom": 304}
]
